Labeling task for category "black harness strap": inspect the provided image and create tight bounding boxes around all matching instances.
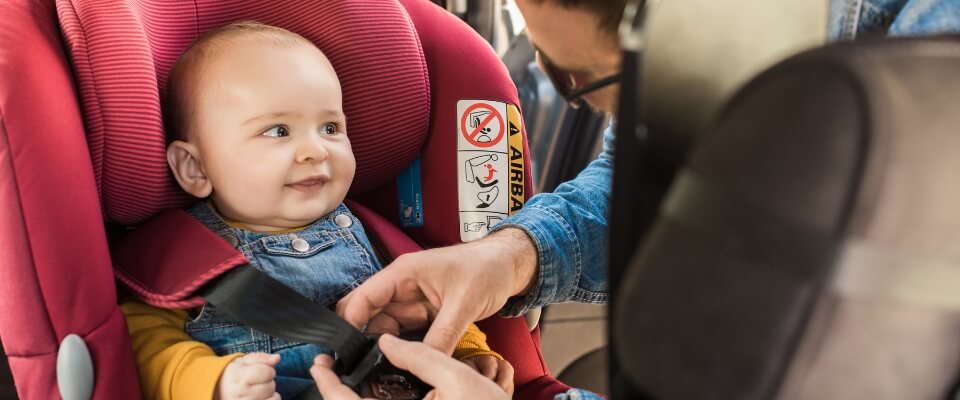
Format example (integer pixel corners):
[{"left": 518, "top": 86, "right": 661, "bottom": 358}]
[{"left": 199, "top": 264, "right": 373, "bottom": 377}]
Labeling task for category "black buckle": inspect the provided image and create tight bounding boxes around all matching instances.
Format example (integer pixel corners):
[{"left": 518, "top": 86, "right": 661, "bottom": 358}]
[{"left": 337, "top": 336, "right": 431, "bottom": 399}]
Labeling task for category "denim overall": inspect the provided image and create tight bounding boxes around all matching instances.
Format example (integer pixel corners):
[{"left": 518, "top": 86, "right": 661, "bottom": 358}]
[{"left": 184, "top": 202, "right": 383, "bottom": 398}]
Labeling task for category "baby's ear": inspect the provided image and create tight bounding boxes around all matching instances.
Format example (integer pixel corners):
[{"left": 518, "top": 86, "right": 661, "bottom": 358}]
[{"left": 166, "top": 140, "right": 212, "bottom": 198}]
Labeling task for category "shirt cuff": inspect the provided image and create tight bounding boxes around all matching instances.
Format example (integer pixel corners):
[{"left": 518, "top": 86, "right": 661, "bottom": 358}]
[{"left": 491, "top": 205, "right": 580, "bottom": 317}]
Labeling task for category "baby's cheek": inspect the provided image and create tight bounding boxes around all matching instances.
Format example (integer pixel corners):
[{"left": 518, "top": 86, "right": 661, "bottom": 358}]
[{"left": 222, "top": 176, "right": 278, "bottom": 211}]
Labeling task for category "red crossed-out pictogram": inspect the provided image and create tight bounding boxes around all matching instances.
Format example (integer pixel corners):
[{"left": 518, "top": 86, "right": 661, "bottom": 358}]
[{"left": 460, "top": 102, "right": 505, "bottom": 148}]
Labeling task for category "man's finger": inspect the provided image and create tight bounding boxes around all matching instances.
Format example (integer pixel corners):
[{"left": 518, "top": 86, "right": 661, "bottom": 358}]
[
  {"left": 378, "top": 334, "right": 475, "bottom": 386},
  {"left": 421, "top": 301, "right": 471, "bottom": 355},
  {"left": 366, "top": 313, "right": 402, "bottom": 335},
  {"left": 337, "top": 269, "right": 401, "bottom": 329},
  {"left": 310, "top": 355, "right": 361, "bottom": 400}
]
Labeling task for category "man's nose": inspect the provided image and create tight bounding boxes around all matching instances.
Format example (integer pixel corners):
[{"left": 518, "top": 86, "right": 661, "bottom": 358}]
[{"left": 296, "top": 133, "right": 330, "bottom": 163}]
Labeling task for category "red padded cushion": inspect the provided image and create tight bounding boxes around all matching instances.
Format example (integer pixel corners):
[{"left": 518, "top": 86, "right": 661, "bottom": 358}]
[
  {"left": 57, "top": 0, "right": 430, "bottom": 224},
  {"left": 359, "top": 0, "right": 538, "bottom": 248}
]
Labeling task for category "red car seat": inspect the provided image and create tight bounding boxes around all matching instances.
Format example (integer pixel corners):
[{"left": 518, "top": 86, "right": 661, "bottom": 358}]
[{"left": 0, "top": 0, "right": 570, "bottom": 398}]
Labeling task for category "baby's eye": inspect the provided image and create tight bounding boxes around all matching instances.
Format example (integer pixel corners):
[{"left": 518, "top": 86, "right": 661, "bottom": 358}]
[
  {"left": 320, "top": 123, "right": 339, "bottom": 135},
  {"left": 262, "top": 126, "right": 289, "bottom": 137}
]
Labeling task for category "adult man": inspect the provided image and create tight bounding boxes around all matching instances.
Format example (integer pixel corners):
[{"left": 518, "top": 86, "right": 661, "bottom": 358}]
[
  {"left": 338, "top": 0, "right": 623, "bottom": 356},
  {"left": 314, "top": 2, "right": 622, "bottom": 395},
  {"left": 313, "top": 0, "right": 960, "bottom": 398}
]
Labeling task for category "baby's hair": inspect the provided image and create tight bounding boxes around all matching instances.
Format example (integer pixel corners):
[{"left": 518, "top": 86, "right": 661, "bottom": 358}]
[{"left": 164, "top": 21, "right": 317, "bottom": 141}]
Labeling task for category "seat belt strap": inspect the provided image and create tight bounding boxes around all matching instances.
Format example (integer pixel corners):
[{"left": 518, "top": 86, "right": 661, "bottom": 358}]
[
  {"left": 199, "top": 264, "right": 373, "bottom": 377},
  {"left": 200, "top": 264, "right": 430, "bottom": 397},
  {"left": 112, "top": 206, "right": 429, "bottom": 395}
]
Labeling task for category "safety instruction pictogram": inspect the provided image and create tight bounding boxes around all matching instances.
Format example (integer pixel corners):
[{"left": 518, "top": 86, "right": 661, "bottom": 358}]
[
  {"left": 457, "top": 100, "right": 526, "bottom": 242},
  {"left": 460, "top": 102, "right": 505, "bottom": 148}
]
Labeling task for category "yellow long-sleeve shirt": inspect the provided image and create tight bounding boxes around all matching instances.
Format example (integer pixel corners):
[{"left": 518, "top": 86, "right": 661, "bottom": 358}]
[{"left": 121, "top": 300, "right": 499, "bottom": 400}]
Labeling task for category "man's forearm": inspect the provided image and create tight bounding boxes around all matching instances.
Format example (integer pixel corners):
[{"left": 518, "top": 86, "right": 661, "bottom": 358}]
[
  {"left": 486, "top": 228, "right": 539, "bottom": 298},
  {"left": 490, "top": 125, "right": 615, "bottom": 314}
]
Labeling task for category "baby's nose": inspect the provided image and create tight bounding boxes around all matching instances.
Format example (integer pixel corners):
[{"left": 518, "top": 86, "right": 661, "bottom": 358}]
[{"left": 297, "top": 137, "right": 330, "bottom": 163}]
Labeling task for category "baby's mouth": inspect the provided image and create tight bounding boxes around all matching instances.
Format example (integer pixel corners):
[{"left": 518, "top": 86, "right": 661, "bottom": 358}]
[{"left": 286, "top": 177, "right": 328, "bottom": 193}]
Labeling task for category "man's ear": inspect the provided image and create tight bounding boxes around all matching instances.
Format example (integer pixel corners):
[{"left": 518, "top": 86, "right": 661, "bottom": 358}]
[{"left": 167, "top": 140, "right": 212, "bottom": 198}]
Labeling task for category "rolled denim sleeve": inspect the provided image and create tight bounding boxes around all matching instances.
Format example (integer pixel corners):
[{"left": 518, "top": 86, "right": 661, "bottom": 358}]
[
  {"left": 492, "top": 124, "right": 614, "bottom": 316},
  {"left": 888, "top": 0, "right": 960, "bottom": 36},
  {"left": 554, "top": 388, "right": 607, "bottom": 400}
]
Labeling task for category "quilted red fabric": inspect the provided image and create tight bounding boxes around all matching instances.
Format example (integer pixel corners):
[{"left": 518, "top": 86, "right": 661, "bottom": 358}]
[
  {"left": 57, "top": 0, "right": 430, "bottom": 225},
  {"left": 0, "top": 0, "right": 141, "bottom": 397}
]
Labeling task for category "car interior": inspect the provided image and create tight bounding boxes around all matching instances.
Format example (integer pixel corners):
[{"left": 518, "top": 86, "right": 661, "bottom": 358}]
[{"left": 2, "top": 0, "right": 960, "bottom": 399}]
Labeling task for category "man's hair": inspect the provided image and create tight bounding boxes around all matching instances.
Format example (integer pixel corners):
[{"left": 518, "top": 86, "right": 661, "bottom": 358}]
[
  {"left": 533, "top": 0, "right": 628, "bottom": 34},
  {"left": 164, "top": 21, "right": 315, "bottom": 141}
]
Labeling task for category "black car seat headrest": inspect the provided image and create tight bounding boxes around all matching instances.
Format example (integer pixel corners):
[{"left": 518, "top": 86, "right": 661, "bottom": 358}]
[
  {"left": 616, "top": 35, "right": 960, "bottom": 399},
  {"left": 640, "top": 0, "right": 827, "bottom": 152},
  {"left": 608, "top": 0, "right": 829, "bottom": 277}
]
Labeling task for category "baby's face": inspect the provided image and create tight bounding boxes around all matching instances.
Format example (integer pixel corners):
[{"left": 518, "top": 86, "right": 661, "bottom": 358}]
[{"left": 190, "top": 41, "right": 354, "bottom": 230}]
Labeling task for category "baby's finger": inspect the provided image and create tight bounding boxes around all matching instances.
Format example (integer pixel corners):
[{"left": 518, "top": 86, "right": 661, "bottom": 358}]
[
  {"left": 246, "top": 380, "right": 277, "bottom": 400},
  {"left": 267, "top": 393, "right": 282, "bottom": 400},
  {"left": 458, "top": 357, "right": 478, "bottom": 371},
  {"left": 476, "top": 356, "right": 498, "bottom": 380},
  {"left": 241, "top": 362, "right": 278, "bottom": 384},
  {"left": 495, "top": 359, "right": 515, "bottom": 395},
  {"left": 241, "top": 352, "right": 282, "bottom": 367}
]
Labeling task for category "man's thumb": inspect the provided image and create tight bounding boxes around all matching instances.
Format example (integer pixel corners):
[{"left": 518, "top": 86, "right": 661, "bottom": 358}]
[
  {"left": 378, "top": 334, "right": 458, "bottom": 386},
  {"left": 422, "top": 304, "right": 471, "bottom": 355}
]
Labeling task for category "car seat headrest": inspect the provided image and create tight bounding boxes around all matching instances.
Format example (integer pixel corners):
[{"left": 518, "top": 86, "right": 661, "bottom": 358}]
[
  {"left": 57, "top": 0, "right": 430, "bottom": 224},
  {"left": 615, "top": 35, "right": 960, "bottom": 399},
  {"left": 640, "top": 0, "right": 826, "bottom": 147}
]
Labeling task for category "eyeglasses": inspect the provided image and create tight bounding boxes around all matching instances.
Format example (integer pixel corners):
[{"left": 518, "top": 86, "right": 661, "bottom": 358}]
[{"left": 535, "top": 47, "right": 621, "bottom": 109}]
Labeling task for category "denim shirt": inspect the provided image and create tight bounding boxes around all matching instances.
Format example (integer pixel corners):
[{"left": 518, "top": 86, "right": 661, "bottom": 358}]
[
  {"left": 829, "top": 0, "right": 960, "bottom": 40},
  {"left": 495, "top": 0, "right": 960, "bottom": 320},
  {"left": 183, "top": 202, "right": 382, "bottom": 398}
]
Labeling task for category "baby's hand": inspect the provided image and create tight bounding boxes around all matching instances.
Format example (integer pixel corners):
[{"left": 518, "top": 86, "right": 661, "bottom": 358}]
[
  {"left": 460, "top": 355, "right": 515, "bottom": 395},
  {"left": 216, "top": 352, "right": 281, "bottom": 400}
]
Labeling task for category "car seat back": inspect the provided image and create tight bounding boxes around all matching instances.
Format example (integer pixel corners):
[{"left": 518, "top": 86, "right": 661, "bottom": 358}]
[
  {"left": 615, "top": 35, "right": 960, "bottom": 399},
  {"left": 0, "top": 0, "right": 140, "bottom": 397}
]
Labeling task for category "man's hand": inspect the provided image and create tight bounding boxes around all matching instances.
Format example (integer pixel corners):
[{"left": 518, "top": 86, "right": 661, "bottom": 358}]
[
  {"left": 336, "top": 228, "right": 539, "bottom": 354},
  {"left": 310, "top": 334, "right": 509, "bottom": 400},
  {"left": 216, "top": 353, "right": 281, "bottom": 400},
  {"left": 460, "top": 355, "right": 515, "bottom": 395}
]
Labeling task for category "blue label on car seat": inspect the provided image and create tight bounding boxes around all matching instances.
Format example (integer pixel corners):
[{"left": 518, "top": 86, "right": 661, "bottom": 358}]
[{"left": 397, "top": 155, "right": 424, "bottom": 228}]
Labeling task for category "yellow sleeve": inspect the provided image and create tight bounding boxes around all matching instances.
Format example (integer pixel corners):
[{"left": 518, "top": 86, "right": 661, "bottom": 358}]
[
  {"left": 121, "top": 300, "right": 243, "bottom": 400},
  {"left": 451, "top": 323, "right": 503, "bottom": 361}
]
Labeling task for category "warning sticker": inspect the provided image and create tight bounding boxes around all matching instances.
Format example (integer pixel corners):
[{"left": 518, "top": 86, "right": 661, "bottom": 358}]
[
  {"left": 507, "top": 104, "right": 525, "bottom": 216},
  {"left": 458, "top": 100, "right": 525, "bottom": 242}
]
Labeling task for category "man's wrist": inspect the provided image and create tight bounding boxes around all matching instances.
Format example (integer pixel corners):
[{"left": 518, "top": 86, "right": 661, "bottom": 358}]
[{"left": 486, "top": 228, "right": 539, "bottom": 297}]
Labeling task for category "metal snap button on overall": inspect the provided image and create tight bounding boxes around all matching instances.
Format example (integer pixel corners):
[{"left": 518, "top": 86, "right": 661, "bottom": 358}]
[
  {"left": 291, "top": 236, "right": 310, "bottom": 253},
  {"left": 334, "top": 214, "right": 353, "bottom": 228}
]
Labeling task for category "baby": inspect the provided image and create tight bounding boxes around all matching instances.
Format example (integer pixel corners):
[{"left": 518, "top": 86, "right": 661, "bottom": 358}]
[{"left": 148, "top": 21, "right": 512, "bottom": 399}]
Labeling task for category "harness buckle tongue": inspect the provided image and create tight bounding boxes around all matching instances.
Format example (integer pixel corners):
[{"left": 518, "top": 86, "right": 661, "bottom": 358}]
[{"left": 338, "top": 335, "right": 431, "bottom": 399}]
